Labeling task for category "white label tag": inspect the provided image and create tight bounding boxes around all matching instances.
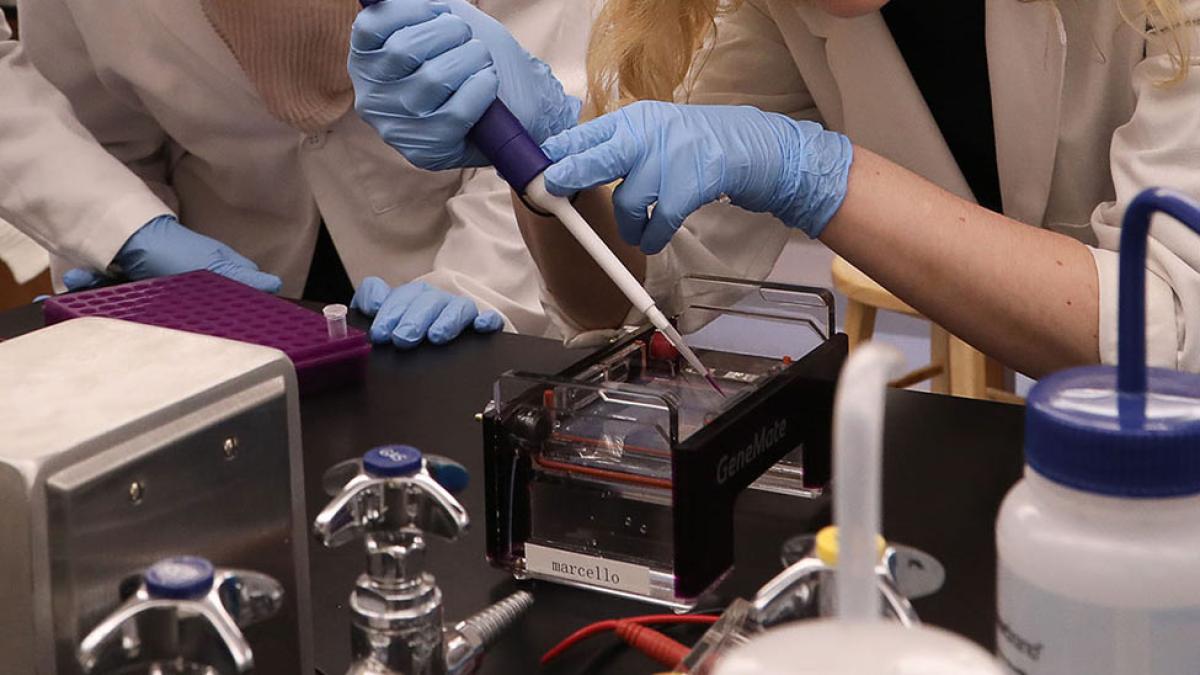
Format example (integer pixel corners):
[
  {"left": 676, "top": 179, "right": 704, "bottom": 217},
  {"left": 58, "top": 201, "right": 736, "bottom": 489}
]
[{"left": 524, "top": 543, "right": 652, "bottom": 596}]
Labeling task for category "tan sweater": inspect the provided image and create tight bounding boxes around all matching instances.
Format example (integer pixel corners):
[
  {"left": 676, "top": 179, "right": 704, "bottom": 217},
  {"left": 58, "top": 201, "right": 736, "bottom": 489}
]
[{"left": 201, "top": 0, "right": 359, "bottom": 132}]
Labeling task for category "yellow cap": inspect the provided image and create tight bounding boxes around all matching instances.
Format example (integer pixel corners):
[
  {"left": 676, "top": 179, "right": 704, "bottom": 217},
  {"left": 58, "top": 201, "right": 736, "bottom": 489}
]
[{"left": 814, "top": 526, "right": 887, "bottom": 567}]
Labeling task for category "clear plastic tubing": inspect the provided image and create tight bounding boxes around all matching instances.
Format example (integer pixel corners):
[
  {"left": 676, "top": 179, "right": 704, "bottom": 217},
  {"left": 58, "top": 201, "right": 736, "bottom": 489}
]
[
  {"left": 323, "top": 304, "right": 348, "bottom": 340},
  {"left": 830, "top": 342, "right": 905, "bottom": 623}
]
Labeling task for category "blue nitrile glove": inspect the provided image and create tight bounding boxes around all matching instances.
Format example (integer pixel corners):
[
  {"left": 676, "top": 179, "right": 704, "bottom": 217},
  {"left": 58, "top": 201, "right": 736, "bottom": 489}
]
[
  {"left": 351, "top": 277, "right": 504, "bottom": 348},
  {"left": 349, "top": 0, "right": 580, "bottom": 170},
  {"left": 541, "top": 101, "right": 854, "bottom": 254},
  {"left": 62, "top": 216, "right": 282, "bottom": 292}
]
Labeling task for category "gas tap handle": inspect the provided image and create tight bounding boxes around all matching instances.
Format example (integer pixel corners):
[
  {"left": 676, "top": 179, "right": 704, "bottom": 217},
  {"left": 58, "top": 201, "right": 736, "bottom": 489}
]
[
  {"left": 77, "top": 594, "right": 180, "bottom": 673},
  {"left": 314, "top": 446, "right": 470, "bottom": 549},
  {"left": 408, "top": 468, "right": 471, "bottom": 539},
  {"left": 313, "top": 472, "right": 379, "bottom": 548},
  {"left": 322, "top": 454, "right": 468, "bottom": 497},
  {"left": 77, "top": 558, "right": 283, "bottom": 674}
]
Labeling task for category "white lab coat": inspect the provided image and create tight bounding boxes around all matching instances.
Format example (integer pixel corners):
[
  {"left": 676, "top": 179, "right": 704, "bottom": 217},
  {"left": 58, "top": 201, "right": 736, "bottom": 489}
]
[
  {"left": 15, "top": 0, "right": 592, "bottom": 336},
  {"left": 553, "top": 0, "right": 1200, "bottom": 371},
  {"left": 0, "top": 15, "right": 167, "bottom": 280}
]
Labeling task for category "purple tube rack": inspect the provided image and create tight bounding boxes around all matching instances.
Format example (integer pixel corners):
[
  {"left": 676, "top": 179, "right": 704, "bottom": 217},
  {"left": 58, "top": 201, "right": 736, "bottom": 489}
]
[{"left": 42, "top": 271, "right": 370, "bottom": 394}]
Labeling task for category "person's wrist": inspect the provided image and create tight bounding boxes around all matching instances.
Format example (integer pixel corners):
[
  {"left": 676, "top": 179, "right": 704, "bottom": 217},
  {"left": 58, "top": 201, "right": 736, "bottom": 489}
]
[
  {"left": 112, "top": 215, "right": 185, "bottom": 268},
  {"left": 768, "top": 121, "right": 853, "bottom": 238}
]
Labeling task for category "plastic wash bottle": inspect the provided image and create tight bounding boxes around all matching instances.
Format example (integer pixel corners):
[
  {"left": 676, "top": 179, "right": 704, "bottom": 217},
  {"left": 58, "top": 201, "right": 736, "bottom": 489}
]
[{"left": 996, "top": 188, "right": 1200, "bottom": 674}]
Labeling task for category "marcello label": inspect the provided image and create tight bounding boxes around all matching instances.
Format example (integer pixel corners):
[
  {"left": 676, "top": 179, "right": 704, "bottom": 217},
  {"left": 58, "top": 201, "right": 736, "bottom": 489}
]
[{"left": 525, "top": 544, "right": 652, "bottom": 596}]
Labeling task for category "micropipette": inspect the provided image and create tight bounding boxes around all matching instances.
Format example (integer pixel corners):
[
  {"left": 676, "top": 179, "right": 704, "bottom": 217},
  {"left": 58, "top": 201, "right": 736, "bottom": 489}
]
[
  {"left": 523, "top": 176, "right": 723, "bottom": 395},
  {"left": 356, "top": 0, "right": 721, "bottom": 394},
  {"left": 476, "top": 101, "right": 721, "bottom": 394}
]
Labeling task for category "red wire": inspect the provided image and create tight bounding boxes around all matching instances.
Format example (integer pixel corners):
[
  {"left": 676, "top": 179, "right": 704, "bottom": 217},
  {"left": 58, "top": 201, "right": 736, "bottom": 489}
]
[
  {"left": 541, "top": 614, "right": 719, "bottom": 666},
  {"left": 614, "top": 620, "right": 692, "bottom": 668}
]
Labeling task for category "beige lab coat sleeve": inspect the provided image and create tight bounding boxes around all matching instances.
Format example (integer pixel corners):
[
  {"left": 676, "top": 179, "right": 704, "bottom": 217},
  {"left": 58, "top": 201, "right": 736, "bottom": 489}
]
[
  {"left": 417, "top": 167, "right": 554, "bottom": 337},
  {"left": 0, "top": 15, "right": 169, "bottom": 271},
  {"left": 545, "top": 0, "right": 815, "bottom": 345},
  {"left": 1089, "top": 8, "right": 1200, "bottom": 371}
]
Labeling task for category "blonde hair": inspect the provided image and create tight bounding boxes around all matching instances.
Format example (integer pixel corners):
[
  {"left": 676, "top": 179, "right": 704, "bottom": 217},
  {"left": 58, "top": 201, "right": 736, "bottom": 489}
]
[
  {"left": 585, "top": 0, "right": 1194, "bottom": 115},
  {"left": 1121, "top": 0, "right": 1195, "bottom": 83},
  {"left": 584, "top": 0, "right": 732, "bottom": 118}
]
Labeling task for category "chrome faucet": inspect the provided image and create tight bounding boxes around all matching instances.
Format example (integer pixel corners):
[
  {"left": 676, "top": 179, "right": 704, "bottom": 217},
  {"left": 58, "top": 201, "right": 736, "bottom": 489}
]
[
  {"left": 752, "top": 532, "right": 945, "bottom": 628},
  {"left": 679, "top": 533, "right": 948, "bottom": 673},
  {"left": 315, "top": 445, "right": 532, "bottom": 675},
  {"left": 77, "top": 556, "right": 284, "bottom": 674}
]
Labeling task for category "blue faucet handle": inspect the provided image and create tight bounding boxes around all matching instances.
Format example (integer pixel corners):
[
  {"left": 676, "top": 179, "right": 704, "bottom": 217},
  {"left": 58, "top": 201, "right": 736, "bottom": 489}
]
[
  {"left": 363, "top": 445, "right": 423, "bottom": 478},
  {"left": 425, "top": 454, "right": 470, "bottom": 494},
  {"left": 144, "top": 556, "right": 215, "bottom": 600}
]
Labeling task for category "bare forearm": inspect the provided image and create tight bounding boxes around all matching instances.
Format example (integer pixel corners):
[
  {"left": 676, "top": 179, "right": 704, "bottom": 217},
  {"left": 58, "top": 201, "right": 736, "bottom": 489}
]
[
  {"left": 512, "top": 188, "right": 645, "bottom": 329},
  {"left": 820, "top": 147, "right": 1100, "bottom": 377}
]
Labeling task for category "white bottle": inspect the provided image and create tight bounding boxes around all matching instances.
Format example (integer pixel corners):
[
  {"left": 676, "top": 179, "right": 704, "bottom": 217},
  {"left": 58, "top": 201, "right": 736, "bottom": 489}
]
[
  {"left": 995, "top": 370, "right": 1200, "bottom": 674},
  {"left": 996, "top": 188, "right": 1200, "bottom": 674}
]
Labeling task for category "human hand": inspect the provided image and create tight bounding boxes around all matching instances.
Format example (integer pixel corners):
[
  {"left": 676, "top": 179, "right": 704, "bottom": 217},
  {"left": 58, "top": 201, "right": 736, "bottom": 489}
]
[
  {"left": 62, "top": 216, "right": 282, "bottom": 292},
  {"left": 351, "top": 277, "right": 504, "bottom": 348},
  {"left": 541, "top": 101, "right": 853, "bottom": 253},
  {"left": 349, "top": 0, "right": 580, "bottom": 170}
]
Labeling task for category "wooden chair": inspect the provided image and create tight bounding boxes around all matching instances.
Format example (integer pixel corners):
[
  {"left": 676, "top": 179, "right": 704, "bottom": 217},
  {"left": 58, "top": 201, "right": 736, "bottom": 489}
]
[
  {"left": 0, "top": 265, "right": 50, "bottom": 312},
  {"left": 832, "top": 256, "right": 1020, "bottom": 402}
]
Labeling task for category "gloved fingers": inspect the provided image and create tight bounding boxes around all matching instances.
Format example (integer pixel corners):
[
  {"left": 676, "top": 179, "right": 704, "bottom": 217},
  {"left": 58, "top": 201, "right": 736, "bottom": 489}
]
[
  {"left": 640, "top": 186, "right": 705, "bottom": 255},
  {"left": 208, "top": 258, "right": 284, "bottom": 294},
  {"left": 368, "top": 281, "right": 430, "bottom": 343},
  {"left": 375, "top": 66, "right": 496, "bottom": 171},
  {"left": 391, "top": 286, "right": 452, "bottom": 349},
  {"left": 611, "top": 161, "right": 660, "bottom": 247},
  {"left": 404, "top": 38, "right": 493, "bottom": 114},
  {"left": 350, "top": 12, "right": 472, "bottom": 83},
  {"left": 541, "top": 114, "right": 618, "bottom": 162},
  {"left": 351, "top": 276, "right": 392, "bottom": 316},
  {"left": 62, "top": 267, "right": 109, "bottom": 291},
  {"left": 207, "top": 246, "right": 283, "bottom": 293},
  {"left": 474, "top": 310, "right": 504, "bottom": 333},
  {"left": 351, "top": 0, "right": 449, "bottom": 51},
  {"left": 216, "top": 243, "right": 267, "bottom": 272},
  {"left": 440, "top": 65, "right": 499, "bottom": 131},
  {"left": 426, "top": 295, "right": 478, "bottom": 344},
  {"left": 542, "top": 137, "right": 636, "bottom": 197}
]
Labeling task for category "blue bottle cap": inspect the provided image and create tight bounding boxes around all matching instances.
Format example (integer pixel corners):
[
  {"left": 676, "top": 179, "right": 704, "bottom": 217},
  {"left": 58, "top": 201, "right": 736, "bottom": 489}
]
[
  {"left": 1025, "top": 189, "right": 1200, "bottom": 498},
  {"left": 363, "top": 445, "right": 423, "bottom": 477},
  {"left": 145, "top": 556, "right": 215, "bottom": 600}
]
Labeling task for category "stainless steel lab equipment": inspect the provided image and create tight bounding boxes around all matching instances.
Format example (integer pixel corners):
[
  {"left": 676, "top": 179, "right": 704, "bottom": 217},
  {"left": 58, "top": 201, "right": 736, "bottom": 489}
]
[{"left": 0, "top": 317, "right": 313, "bottom": 674}]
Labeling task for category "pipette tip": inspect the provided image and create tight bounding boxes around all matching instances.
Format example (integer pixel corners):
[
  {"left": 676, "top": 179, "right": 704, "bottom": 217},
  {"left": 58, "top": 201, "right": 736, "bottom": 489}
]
[{"left": 704, "top": 372, "right": 726, "bottom": 397}]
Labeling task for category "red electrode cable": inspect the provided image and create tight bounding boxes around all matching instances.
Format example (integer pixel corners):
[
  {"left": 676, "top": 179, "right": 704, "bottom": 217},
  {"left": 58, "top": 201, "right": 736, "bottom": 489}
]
[
  {"left": 614, "top": 620, "right": 692, "bottom": 668},
  {"left": 541, "top": 614, "right": 719, "bottom": 667}
]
